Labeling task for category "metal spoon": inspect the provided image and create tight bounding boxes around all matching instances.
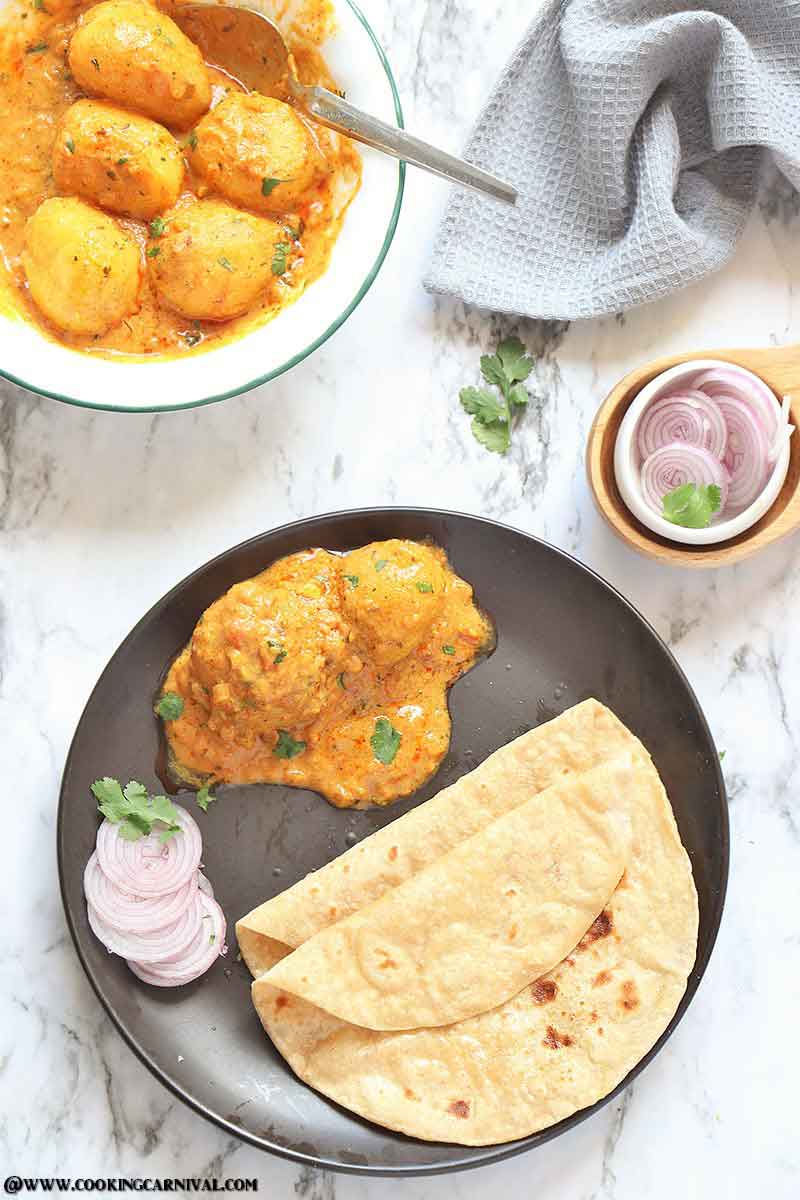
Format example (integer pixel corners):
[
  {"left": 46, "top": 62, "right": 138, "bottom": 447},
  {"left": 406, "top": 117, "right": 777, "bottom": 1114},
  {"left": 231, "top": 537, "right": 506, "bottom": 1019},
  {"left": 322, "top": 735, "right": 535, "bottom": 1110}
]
[{"left": 172, "top": 3, "right": 517, "bottom": 205}]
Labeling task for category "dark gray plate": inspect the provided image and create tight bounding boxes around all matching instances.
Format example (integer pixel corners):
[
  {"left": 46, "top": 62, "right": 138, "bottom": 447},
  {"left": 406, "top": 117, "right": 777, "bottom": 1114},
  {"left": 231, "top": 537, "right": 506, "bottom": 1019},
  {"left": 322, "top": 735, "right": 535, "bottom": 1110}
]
[{"left": 58, "top": 509, "right": 728, "bottom": 1176}]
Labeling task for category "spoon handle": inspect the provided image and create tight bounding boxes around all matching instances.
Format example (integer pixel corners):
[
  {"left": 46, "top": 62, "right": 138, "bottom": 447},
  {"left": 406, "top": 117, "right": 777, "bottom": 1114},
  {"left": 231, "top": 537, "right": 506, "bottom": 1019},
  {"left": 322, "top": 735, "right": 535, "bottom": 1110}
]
[{"left": 295, "top": 84, "right": 517, "bottom": 205}]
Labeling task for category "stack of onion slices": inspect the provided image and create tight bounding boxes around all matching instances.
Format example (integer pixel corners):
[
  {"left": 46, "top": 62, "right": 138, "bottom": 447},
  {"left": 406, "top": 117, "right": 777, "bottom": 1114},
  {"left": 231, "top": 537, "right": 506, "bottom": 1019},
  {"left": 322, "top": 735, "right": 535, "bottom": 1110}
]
[
  {"left": 636, "top": 366, "right": 793, "bottom": 520},
  {"left": 84, "top": 804, "right": 226, "bottom": 986}
]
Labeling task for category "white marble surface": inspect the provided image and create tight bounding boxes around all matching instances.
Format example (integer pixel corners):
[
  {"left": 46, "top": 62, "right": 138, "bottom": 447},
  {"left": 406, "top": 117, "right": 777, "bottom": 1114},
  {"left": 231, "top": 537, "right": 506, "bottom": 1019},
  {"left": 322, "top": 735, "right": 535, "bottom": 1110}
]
[{"left": 2, "top": 0, "right": 799, "bottom": 1195}]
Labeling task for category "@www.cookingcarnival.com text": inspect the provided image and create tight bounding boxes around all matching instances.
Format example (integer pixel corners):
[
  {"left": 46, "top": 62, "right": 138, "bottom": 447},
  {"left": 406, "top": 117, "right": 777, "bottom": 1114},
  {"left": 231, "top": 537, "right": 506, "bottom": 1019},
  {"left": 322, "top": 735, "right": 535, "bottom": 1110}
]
[{"left": 4, "top": 1180, "right": 258, "bottom": 1194}]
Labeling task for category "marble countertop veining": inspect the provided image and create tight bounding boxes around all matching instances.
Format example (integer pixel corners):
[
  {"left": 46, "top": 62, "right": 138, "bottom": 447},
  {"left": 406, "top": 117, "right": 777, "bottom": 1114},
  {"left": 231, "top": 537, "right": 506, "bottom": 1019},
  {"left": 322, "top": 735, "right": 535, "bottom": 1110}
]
[{"left": 1, "top": 0, "right": 799, "bottom": 1195}]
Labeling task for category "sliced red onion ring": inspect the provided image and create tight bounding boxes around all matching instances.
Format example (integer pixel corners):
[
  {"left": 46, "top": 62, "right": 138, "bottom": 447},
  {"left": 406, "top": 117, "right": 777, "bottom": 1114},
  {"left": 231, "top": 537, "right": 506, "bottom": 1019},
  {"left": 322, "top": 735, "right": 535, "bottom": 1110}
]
[
  {"left": 127, "top": 893, "right": 226, "bottom": 987},
  {"left": 637, "top": 390, "right": 727, "bottom": 460},
  {"left": 640, "top": 442, "right": 729, "bottom": 517},
  {"left": 83, "top": 853, "right": 198, "bottom": 933},
  {"left": 96, "top": 804, "right": 202, "bottom": 898},
  {"left": 197, "top": 873, "right": 214, "bottom": 899},
  {"left": 88, "top": 891, "right": 205, "bottom": 963},
  {"left": 715, "top": 395, "right": 772, "bottom": 512},
  {"left": 690, "top": 367, "right": 780, "bottom": 443}
]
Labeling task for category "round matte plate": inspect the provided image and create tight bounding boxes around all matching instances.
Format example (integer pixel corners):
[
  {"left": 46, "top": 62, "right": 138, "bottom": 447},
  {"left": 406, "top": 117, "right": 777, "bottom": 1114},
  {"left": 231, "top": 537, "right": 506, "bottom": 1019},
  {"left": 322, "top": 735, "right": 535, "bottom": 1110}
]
[{"left": 58, "top": 509, "right": 728, "bottom": 1176}]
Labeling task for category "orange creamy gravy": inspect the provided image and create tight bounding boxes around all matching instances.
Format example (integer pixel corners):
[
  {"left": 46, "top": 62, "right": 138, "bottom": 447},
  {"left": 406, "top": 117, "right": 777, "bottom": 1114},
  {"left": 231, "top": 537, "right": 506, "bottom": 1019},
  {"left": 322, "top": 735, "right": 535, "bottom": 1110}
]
[
  {"left": 161, "top": 540, "right": 494, "bottom": 807},
  {"left": 0, "top": 0, "right": 360, "bottom": 357}
]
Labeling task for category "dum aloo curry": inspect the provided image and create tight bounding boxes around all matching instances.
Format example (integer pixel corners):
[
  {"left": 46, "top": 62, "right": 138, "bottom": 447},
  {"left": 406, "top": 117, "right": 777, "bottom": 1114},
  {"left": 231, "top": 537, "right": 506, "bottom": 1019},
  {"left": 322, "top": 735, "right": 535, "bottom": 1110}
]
[
  {"left": 0, "top": 0, "right": 360, "bottom": 356},
  {"left": 160, "top": 540, "right": 494, "bottom": 807}
]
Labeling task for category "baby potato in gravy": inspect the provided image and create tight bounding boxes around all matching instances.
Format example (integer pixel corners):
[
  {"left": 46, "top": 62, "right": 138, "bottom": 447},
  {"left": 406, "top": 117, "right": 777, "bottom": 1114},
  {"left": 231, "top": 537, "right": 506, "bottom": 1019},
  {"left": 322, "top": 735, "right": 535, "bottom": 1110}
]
[
  {"left": 159, "top": 540, "right": 494, "bottom": 808},
  {"left": 0, "top": 0, "right": 360, "bottom": 358}
]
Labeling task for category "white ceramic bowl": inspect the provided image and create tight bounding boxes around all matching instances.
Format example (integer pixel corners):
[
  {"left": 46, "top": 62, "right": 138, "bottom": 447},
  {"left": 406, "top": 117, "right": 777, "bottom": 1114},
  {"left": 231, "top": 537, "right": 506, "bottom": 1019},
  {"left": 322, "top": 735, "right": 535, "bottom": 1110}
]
[
  {"left": 614, "top": 359, "right": 792, "bottom": 546},
  {"left": 0, "top": 0, "right": 404, "bottom": 412}
]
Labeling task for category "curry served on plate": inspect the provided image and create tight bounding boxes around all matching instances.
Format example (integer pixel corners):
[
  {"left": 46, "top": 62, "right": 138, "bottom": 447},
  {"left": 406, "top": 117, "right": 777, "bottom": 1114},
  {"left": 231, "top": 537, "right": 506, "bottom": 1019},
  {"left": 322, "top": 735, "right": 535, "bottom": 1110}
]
[
  {"left": 159, "top": 539, "right": 494, "bottom": 806},
  {"left": 0, "top": 0, "right": 360, "bottom": 356}
]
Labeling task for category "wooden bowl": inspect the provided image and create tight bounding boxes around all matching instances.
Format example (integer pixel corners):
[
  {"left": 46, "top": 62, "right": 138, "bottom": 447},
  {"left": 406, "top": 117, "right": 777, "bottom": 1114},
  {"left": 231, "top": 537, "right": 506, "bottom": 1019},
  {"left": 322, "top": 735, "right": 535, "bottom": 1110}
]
[{"left": 587, "top": 345, "right": 800, "bottom": 568}]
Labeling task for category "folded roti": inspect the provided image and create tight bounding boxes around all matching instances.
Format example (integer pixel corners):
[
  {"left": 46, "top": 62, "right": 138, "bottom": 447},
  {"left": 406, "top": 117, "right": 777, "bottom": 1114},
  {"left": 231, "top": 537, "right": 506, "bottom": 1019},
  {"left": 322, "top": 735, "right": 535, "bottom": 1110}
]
[
  {"left": 237, "top": 698, "right": 644, "bottom": 975},
  {"left": 250, "top": 722, "right": 698, "bottom": 1145},
  {"left": 262, "top": 762, "right": 633, "bottom": 1030}
]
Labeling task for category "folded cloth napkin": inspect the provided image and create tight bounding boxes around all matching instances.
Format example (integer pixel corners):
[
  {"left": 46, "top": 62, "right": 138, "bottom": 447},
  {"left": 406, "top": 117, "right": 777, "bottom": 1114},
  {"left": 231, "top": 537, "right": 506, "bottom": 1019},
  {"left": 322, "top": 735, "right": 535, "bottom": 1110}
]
[{"left": 424, "top": 0, "right": 800, "bottom": 320}]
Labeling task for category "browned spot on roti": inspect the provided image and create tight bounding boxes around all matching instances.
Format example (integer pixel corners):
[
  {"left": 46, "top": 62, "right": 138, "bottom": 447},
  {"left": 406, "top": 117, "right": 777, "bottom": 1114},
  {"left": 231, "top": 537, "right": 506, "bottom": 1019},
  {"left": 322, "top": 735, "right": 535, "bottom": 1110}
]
[
  {"left": 577, "top": 910, "right": 613, "bottom": 950},
  {"left": 404, "top": 1087, "right": 417, "bottom": 1100},
  {"left": 530, "top": 979, "right": 557, "bottom": 1005},
  {"left": 508, "top": 923, "right": 518, "bottom": 941},
  {"left": 565, "top": 956, "right": 576, "bottom": 967},
  {"left": 275, "top": 994, "right": 290, "bottom": 1010},
  {"left": 616, "top": 870, "right": 628, "bottom": 889},
  {"left": 542, "top": 1025, "right": 573, "bottom": 1049},
  {"left": 448, "top": 1100, "right": 470, "bottom": 1118},
  {"left": 388, "top": 846, "right": 398, "bottom": 861},
  {"left": 505, "top": 887, "right": 518, "bottom": 897},
  {"left": 620, "top": 979, "right": 639, "bottom": 1011},
  {"left": 328, "top": 905, "right": 337, "bottom": 918},
  {"left": 589, "top": 1010, "right": 598, "bottom": 1023},
  {"left": 593, "top": 969, "right": 613, "bottom": 987}
]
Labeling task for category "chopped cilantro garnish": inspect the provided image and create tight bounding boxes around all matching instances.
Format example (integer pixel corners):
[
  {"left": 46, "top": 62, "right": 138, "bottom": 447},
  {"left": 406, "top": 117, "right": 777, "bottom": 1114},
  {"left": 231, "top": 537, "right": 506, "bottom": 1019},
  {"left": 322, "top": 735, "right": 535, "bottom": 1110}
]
[
  {"left": 196, "top": 781, "right": 215, "bottom": 812},
  {"left": 662, "top": 483, "right": 722, "bottom": 529},
  {"left": 370, "top": 717, "right": 401, "bottom": 765},
  {"left": 271, "top": 241, "right": 291, "bottom": 276},
  {"left": 91, "top": 777, "right": 181, "bottom": 843},
  {"left": 155, "top": 692, "right": 183, "bottom": 720},
  {"left": 344, "top": 574, "right": 359, "bottom": 589},
  {"left": 442, "top": 644, "right": 456, "bottom": 655},
  {"left": 416, "top": 581, "right": 433, "bottom": 593},
  {"left": 273, "top": 729, "right": 306, "bottom": 759}
]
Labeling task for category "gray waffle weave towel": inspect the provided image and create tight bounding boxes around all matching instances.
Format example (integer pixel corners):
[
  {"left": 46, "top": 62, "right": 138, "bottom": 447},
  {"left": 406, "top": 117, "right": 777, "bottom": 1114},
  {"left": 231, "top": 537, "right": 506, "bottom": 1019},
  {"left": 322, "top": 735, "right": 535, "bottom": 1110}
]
[{"left": 424, "top": 0, "right": 800, "bottom": 319}]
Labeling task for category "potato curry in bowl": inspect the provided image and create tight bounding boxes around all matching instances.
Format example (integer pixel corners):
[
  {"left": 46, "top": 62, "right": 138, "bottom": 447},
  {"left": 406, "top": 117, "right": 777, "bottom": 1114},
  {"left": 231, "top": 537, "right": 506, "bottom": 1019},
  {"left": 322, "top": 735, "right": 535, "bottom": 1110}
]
[
  {"left": 159, "top": 538, "right": 494, "bottom": 808},
  {"left": 0, "top": 0, "right": 403, "bottom": 408}
]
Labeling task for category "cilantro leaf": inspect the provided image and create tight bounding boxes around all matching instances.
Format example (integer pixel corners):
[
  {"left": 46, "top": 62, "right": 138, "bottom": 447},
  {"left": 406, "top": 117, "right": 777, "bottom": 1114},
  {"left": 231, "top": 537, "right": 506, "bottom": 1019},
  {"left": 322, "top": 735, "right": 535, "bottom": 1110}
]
[
  {"left": 459, "top": 335, "right": 535, "bottom": 455},
  {"left": 508, "top": 381, "right": 529, "bottom": 411},
  {"left": 91, "top": 776, "right": 182, "bottom": 842},
  {"left": 274, "top": 729, "right": 306, "bottom": 759},
  {"left": 336, "top": 671, "right": 346, "bottom": 688},
  {"left": 261, "top": 177, "right": 284, "bottom": 197},
  {"left": 370, "top": 716, "right": 401, "bottom": 765},
  {"left": 480, "top": 354, "right": 507, "bottom": 390},
  {"left": 65, "top": 135, "right": 75, "bottom": 154},
  {"left": 662, "top": 483, "right": 722, "bottom": 529},
  {"left": 196, "top": 782, "right": 215, "bottom": 811},
  {"left": 344, "top": 574, "right": 359, "bottom": 589},
  {"left": 187, "top": 130, "right": 198, "bottom": 150},
  {"left": 442, "top": 644, "right": 456, "bottom": 655},
  {"left": 146, "top": 245, "right": 160, "bottom": 258},
  {"left": 496, "top": 336, "right": 534, "bottom": 383},
  {"left": 459, "top": 386, "right": 505, "bottom": 423},
  {"left": 374, "top": 559, "right": 388, "bottom": 572},
  {"left": 149, "top": 216, "right": 166, "bottom": 237},
  {"left": 155, "top": 692, "right": 184, "bottom": 720},
  {"left": 217, "top": 255, "right": 234, "bottom": 272},
  {"left": 91, "top": 777, "right": 127, "bottom": 823},
  {"left": 416, "top": 580, "right": 433, "bottom": 593},
  {"left": 271, "top": 242, "right": 291, "bottom": 276},
  {"left": 472, "top": 418, "right": 510, "bottom": 454}
]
